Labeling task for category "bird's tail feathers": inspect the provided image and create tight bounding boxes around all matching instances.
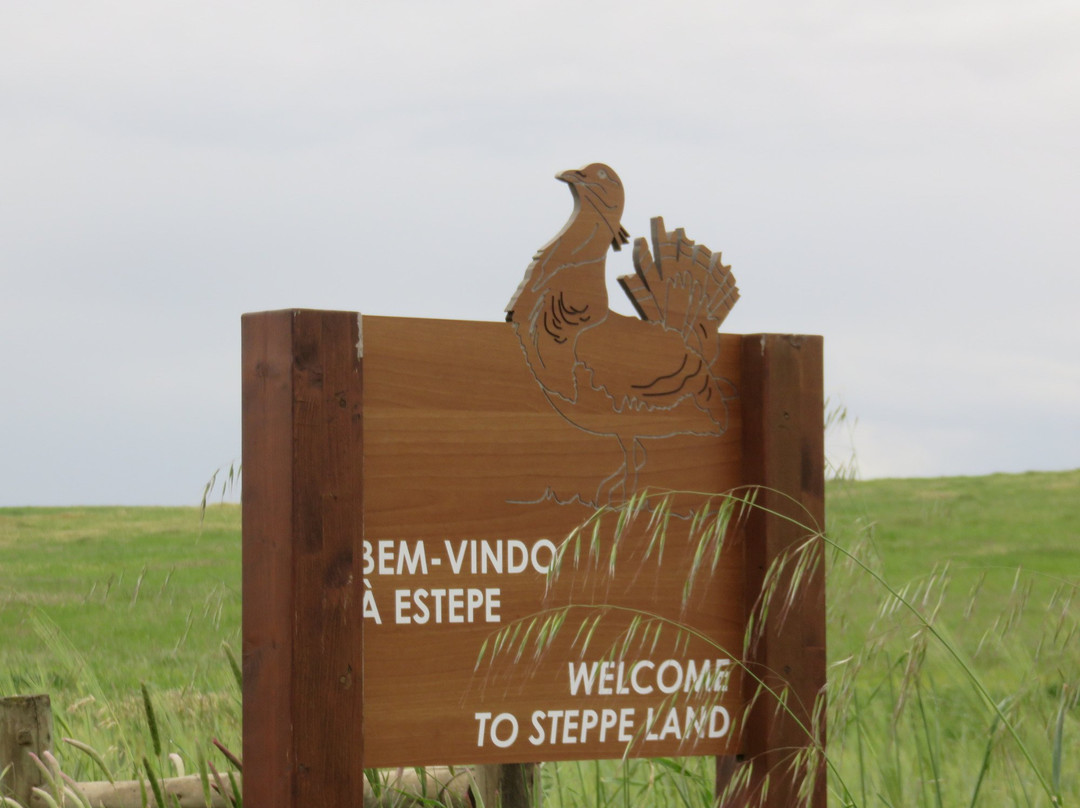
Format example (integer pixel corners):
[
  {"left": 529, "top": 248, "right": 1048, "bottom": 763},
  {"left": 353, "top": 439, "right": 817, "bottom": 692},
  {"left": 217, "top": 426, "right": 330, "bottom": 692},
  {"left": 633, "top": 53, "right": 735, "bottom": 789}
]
[{"left": 618, "top": 217, "right": 739, "bottom": 356}]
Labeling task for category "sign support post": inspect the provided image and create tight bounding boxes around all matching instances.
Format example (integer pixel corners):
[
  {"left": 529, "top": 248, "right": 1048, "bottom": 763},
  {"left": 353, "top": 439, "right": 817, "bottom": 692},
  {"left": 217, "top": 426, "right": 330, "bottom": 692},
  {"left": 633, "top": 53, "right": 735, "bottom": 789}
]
[
  {"left": 717, "top": 334, "right": 826, "bottom": 807},
  {"left": 242, "top": 309, "right": 366, "bottom": 808}
]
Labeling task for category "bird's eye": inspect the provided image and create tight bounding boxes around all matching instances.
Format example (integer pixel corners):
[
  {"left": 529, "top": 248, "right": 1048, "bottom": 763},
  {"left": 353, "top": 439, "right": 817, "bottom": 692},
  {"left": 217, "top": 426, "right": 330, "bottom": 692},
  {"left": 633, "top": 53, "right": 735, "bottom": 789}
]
[{"left": 598, "top": 170, "right": 608, "bottom": 179}]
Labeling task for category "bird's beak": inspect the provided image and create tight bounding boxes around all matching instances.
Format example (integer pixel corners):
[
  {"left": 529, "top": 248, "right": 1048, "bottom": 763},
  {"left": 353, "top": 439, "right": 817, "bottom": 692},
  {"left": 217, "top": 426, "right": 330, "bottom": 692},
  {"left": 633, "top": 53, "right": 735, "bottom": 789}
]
[{"left": 556, "top": 169, "right": 583, "bottom": 184}]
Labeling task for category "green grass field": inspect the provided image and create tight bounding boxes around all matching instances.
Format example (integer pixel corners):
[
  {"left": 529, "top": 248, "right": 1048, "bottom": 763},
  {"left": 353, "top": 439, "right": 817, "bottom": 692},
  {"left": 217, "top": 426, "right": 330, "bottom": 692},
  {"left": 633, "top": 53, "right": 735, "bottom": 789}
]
[
  {"left": 0, "top": 506, "right": 242, "bottom": 781},
  {"left": 1, "top": 470, "right": 1078, "bottom": 805},
  {"left": 824, "top": 471, "right": 1080, "bottom": 807}
]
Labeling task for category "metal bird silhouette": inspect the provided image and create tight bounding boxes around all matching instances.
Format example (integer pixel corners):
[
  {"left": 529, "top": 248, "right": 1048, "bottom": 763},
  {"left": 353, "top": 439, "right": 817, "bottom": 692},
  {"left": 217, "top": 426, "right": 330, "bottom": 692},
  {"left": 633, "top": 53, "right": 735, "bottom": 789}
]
[{"left": 506, "top": 163, "right": 739, "bottom": 505}]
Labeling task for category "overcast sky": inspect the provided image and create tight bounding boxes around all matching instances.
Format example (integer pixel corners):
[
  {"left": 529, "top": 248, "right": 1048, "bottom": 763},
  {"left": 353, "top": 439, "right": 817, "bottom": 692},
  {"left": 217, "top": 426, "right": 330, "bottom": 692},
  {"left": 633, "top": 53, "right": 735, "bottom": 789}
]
[{"left": 2, "top": 0, "right": 1078, "bottom": 506}]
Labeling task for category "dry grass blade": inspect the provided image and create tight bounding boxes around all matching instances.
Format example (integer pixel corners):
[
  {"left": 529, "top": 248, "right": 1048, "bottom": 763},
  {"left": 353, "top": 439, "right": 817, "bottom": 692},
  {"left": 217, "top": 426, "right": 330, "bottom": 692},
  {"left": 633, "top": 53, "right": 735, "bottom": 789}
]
[
  {"left": 59, "top": 774, "right": 92, "bottom": 808},
  {"left": 207, "top": 761, "right": 230, "bottom": 806},
  {"left": 30, "top": 788, "right": 59, "bottom": 808},
  {"left": 60, "top": 738, "right": 115, "bottom": 784},
  {"left": 824, "top": 536, "right": 1063, "bottom": 803},
  {"left": 212, "top": 738, "right": 242, "bottom": 772}
]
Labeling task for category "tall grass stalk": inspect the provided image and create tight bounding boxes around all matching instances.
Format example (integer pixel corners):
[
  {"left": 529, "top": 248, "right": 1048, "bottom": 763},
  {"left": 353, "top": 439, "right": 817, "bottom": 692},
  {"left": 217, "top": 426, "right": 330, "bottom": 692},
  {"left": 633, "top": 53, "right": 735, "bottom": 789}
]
[
  {"left": 824, "top": 537, "right": 1059, "bottom": 802},
  {"left": 480, "top": 485, "right": 1077, "bottom": 807}
]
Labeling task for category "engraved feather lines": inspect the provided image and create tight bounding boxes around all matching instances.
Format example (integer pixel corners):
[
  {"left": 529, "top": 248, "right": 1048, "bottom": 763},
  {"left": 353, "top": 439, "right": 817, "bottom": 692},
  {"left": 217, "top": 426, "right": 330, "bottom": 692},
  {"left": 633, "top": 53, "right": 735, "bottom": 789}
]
[{"left": 506, "top": 163, "right": 739, "bottom": 504}]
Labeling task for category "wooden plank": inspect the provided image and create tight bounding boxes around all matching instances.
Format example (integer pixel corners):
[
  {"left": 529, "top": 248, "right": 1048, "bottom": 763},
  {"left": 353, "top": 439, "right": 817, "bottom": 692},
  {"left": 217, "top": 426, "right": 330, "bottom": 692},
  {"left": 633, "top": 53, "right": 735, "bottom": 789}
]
[
  {"left": 359, "top": 317, "right": 746, "bottom": 766},
  {"left": 242, "top": 310, "right": 365, "bottom": 808},
  {"left": 719, "top": 334, "right": 826, "bottom": 807},
  {"left": 35, "top": 769, "right": 475, "bottom": 808},
  {"left": 36, "top": 774, "right": 238, "bottom": 808}
]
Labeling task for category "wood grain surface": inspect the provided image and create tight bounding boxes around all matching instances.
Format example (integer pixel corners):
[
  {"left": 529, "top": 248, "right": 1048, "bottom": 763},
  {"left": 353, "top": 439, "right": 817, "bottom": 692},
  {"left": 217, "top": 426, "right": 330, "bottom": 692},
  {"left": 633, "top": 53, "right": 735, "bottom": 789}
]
[
  {"left": 361, "top": 315, "right": 745, "bottom": 766},
  {"left": 718, "top": 334, "right": 827, "bottom": 808},
  {"left": 242, "top": 310, "right": 365, "bottom": 808}
]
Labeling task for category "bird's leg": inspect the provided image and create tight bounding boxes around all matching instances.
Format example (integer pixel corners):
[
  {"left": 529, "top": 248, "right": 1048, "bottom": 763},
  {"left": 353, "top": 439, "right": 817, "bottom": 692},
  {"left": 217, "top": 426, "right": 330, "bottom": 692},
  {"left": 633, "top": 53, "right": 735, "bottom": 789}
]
[
  {"left": 595, "top": 439, "right": 630, "bottom": 506},
  {"left": 627, "top": 438, "right": 647, "bottom": 495}
]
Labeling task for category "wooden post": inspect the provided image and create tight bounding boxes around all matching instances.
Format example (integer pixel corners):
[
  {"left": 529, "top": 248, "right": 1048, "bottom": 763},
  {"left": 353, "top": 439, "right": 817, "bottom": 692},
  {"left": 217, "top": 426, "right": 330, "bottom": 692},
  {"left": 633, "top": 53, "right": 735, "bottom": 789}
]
[
  {"left": 0, "top": 694, "right": 53, "bottom": 806},
  {"left": 242, "top": 310, "right": 365, "bottom": 808},
  {"left": 717, "top": 334, "right": 826, "bottom": 807},
  {"left": 474, "top": 762, "right": 539, "bottom": 808}
]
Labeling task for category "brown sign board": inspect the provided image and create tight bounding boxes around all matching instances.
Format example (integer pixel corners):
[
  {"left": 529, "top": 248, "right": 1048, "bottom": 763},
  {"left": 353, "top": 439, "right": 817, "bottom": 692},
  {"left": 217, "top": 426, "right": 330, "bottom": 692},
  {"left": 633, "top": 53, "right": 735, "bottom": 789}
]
[
  {"left": 362, "top": 314, "right": 746, "bottom": 766},
  {"left": 241, "top": 163, "right": 826, "bottom": 807}
]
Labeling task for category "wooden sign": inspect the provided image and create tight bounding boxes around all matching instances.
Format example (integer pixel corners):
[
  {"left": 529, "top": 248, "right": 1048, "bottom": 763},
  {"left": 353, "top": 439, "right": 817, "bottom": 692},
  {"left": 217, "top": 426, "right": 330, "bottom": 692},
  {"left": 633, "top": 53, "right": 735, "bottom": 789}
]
[{"left": 242, "top": 164, "right": 825, "bottom": 807}]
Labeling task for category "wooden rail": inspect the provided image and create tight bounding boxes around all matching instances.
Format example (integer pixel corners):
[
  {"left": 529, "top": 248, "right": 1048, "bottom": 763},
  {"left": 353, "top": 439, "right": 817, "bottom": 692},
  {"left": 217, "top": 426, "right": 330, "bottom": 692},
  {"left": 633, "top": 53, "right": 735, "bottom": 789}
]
[{"left": 1, "top": 695, "right": 476, "bottom": 808}]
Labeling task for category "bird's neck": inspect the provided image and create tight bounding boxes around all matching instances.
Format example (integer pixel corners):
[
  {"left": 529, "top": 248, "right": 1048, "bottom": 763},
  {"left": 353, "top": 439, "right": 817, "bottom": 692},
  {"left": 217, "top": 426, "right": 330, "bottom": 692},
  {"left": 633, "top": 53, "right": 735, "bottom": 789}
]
[
  {"left": 541, "top": 201, "right": 619, "bottom": 277},
  {"left": 507, "top": 204, "right": 616, "bottom": 324},
  {"left": 563, "top": 201, "right": 621, "bottom": 256}
]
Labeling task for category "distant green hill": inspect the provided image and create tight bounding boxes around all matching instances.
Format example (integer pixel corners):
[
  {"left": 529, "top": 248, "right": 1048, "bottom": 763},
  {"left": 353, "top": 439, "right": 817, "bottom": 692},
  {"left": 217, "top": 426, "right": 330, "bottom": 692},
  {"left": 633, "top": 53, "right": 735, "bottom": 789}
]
[{"left": 826, "top": 469, "right": 1080, "bottom": 654}]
